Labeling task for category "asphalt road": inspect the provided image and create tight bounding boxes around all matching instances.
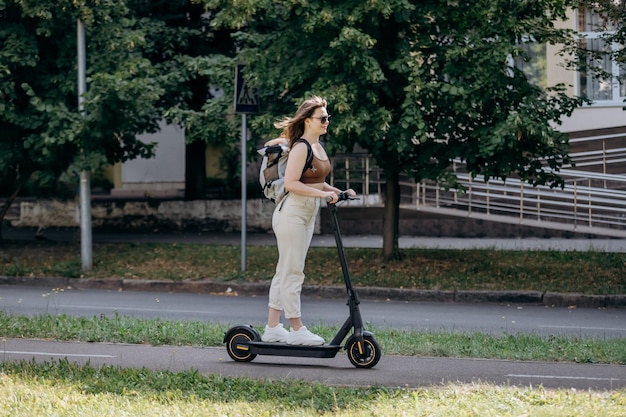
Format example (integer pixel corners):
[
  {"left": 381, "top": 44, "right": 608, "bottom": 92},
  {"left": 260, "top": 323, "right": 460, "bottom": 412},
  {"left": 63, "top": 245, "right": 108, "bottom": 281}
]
[
  {"left": 1, "top": 285, "right": 626, "bottom": 337},
  {"left": 1, "top": 285, "right": 625, "bottom": 390}
]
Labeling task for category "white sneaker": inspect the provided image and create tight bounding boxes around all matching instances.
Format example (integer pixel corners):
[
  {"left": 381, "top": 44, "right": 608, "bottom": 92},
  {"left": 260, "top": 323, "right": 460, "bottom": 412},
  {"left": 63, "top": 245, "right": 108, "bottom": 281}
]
[
  {"left": 287, "top": 326, "right": 324, "bottom": 346},
  {"left": 261, "top": 323, "right": 289, "bottom": 343}
]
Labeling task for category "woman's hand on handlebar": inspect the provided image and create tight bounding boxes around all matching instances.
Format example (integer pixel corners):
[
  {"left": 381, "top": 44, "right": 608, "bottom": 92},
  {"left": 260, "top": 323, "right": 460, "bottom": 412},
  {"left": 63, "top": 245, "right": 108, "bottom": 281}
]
[{"left": 326, "top": 189, "right": 357, "bottom": 204}]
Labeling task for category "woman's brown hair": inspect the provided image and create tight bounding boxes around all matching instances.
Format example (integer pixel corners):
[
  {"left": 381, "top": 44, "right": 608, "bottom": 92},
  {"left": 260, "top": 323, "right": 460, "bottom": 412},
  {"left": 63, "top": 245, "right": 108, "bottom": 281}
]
[{"left": 274, "top": 96, "right": 327, "bottom": 147}]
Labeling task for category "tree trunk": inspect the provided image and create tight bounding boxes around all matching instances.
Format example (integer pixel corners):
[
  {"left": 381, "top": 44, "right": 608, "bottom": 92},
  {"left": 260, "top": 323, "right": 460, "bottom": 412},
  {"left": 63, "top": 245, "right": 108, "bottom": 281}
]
[
  {"left": 382, "top": 168, "right": 401, "bottom": 261},
  {"left": 184, "top": 140, "right": 206, "bottom": 200}
]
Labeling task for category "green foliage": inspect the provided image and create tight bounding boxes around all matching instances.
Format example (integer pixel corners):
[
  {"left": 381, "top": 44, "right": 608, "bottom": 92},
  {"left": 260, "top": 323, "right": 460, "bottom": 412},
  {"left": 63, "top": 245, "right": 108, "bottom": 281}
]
[
  {"left": 0, "top": 0, "right": 157, "bottom": 199},
  {"left": 125, "top": 1, "right": 239, "bottom": 147},
  {"left": 0, "top": 0, "right": 240, "bottom": 202},
  {"left": 207, "top": 0, "right": 585, "bottom": 188},
  {"left": 201, "top": 0, "right": 593, "bottom": 258},
  {"left": 1, "top": 0, "right": 618, "bottom": 251},
  {"left": 121, "top": 1, "right": 242, "bottom": 198}
]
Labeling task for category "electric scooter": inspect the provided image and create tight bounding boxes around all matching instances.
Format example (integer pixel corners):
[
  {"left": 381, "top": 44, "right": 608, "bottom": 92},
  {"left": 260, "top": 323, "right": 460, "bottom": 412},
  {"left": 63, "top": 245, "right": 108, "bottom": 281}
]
[{"left": 223, "top": 192, "right": 382, "bottom": 368}]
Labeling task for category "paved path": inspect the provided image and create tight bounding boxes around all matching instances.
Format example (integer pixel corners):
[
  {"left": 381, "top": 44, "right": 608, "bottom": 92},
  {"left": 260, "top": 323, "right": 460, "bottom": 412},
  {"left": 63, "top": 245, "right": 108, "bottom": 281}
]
[{"left": 3, "top": 338, "right": 624, "bottom": 391}]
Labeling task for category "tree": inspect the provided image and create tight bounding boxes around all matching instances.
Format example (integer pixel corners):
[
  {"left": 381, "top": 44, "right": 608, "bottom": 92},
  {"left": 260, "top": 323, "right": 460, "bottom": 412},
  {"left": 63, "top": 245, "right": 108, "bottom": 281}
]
[
  {"left": 0, "top": 0, "right": 163, "bottom": 237},
  {"left": 123, "top": 0, "right": 240, "bottom": 200},
  {"left": 204, "top": 0, "right": 585, "bottom": 260},
  {"left": 0, "top": 0, "right": 241, "bottom": 239}
]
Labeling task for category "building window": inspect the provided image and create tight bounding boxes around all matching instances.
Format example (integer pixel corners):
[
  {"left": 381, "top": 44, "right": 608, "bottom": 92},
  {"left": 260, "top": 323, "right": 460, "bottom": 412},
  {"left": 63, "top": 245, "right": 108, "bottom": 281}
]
[{"left": 578, "top": 8, "right": 624, "bottom": 103}]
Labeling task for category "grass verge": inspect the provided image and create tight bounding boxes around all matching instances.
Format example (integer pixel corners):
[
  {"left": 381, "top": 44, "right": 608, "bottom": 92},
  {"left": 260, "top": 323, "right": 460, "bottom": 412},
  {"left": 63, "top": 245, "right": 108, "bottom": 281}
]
[
  {"left": 1, "top": 240, "right": 625, "bottom": 294},
  {"left": 1, "top": 359, "right": 624, "bottom": 417}
]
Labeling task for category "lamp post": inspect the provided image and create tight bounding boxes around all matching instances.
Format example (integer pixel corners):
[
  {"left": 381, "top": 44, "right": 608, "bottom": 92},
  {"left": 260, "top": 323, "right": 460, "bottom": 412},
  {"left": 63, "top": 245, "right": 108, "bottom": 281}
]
[{"left": 77, "top": 19, "right": 92, "bottom": 271}]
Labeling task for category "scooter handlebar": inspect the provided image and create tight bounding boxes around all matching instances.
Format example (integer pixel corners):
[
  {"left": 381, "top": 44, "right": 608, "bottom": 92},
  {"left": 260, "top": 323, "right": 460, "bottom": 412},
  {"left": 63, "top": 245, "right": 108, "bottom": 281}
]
[{"left": 326, "top": 192, "right": 358, "bottom": 204}]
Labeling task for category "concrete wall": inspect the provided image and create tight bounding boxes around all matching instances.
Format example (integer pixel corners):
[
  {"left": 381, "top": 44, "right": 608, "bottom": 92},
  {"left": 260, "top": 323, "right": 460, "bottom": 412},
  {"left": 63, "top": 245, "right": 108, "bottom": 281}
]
[{"left": 8, "top": 199, "right": 285, "bottom": 233}]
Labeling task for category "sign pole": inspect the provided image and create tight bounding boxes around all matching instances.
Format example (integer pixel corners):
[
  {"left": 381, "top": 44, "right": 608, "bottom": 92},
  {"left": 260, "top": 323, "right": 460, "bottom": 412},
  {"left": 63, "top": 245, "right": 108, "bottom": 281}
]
[
  {"left": 240, "top": 112, "right": 247, "bottom": 272},
  {"left": 234, "top": 64, "right": 259, "bottom": 272}
]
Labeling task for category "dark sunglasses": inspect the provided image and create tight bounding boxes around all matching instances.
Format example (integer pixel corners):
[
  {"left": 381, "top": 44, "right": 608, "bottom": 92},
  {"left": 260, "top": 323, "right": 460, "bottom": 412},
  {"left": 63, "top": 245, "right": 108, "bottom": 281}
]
[{"left": 311, "top": 115, "right": 332, "bottom": 123}]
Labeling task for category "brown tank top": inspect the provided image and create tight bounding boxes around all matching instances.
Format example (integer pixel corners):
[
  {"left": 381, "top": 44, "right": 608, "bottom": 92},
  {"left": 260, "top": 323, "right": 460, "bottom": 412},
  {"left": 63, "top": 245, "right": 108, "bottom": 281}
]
[{"left": 301, "top": 155, "right": 331, "bottom": 184}]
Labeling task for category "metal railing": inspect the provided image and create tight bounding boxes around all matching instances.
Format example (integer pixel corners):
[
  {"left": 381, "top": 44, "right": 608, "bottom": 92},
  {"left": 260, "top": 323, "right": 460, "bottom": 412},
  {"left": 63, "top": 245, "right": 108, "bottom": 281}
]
[{"left": 330, "top": 131, "right": 626, "bottom": 237}]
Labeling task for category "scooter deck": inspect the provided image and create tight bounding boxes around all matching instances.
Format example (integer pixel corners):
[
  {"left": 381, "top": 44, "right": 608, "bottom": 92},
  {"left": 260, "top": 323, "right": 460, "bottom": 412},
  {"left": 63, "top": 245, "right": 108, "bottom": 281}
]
[{"left": 244, "top": 341, "right": 342, "bottom": 358}]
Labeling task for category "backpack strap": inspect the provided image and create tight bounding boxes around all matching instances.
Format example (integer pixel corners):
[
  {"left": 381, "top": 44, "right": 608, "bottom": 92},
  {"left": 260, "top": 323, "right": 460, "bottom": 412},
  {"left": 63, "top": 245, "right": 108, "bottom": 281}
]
[
  {"left": 277, "top": 139, "right": 315, "bottom": 211},
  {"left": 292, "top": 138, "right": 314, "bottom": 175}
]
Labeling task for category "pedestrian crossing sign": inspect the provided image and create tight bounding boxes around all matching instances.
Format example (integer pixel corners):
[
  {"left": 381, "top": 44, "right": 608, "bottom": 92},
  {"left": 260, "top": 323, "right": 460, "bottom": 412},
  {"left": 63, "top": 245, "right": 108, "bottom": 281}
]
[{"left": 235, "top": 64, "right": 259, "bottom": 114}]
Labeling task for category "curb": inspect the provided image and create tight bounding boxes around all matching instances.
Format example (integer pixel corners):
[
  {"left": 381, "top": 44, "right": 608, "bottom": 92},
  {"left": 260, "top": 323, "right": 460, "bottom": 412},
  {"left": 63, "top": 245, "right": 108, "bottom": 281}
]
[{"left": 1, "top": 276, "right": 625, "bottom": 309}]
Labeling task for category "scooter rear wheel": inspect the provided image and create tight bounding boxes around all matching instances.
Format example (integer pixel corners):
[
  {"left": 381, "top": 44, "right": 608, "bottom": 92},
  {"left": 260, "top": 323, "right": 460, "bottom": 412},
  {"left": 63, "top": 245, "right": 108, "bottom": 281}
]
[
  {"left": 224, "top": 328, "right": 257, "bottom": 362},
  {"left": 346, "top": 334, "right": 381, "bottom": 368}
]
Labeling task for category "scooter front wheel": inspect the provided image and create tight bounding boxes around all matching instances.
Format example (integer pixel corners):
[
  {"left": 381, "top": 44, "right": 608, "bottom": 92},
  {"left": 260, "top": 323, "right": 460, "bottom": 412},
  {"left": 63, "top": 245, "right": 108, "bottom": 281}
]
[
  {"left": 346, "top": 334, "right": 381, "bottom": 368},
  {"left": 224, "top": 326, "right": 258, "bottom": 362}
]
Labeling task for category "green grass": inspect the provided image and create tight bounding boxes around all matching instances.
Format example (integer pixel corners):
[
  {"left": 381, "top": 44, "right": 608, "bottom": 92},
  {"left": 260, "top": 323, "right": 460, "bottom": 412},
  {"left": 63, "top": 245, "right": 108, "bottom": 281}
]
[
  {"left": 1, "top": 312, "right": 624, "bottom": 364},
  {"left": 1, "top": 359, "right": 624, "bottom": 417},
  {"left": 1, "top": 240, "right": 625, "bottom": 294}
]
